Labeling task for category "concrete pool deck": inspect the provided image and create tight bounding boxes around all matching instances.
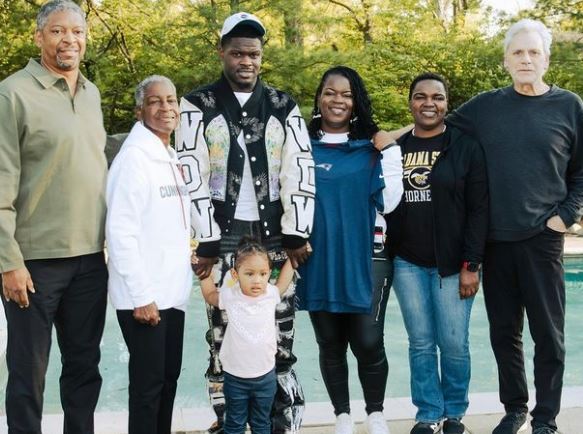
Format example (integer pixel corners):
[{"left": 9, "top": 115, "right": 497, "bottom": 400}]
[
  {"left": 1, "top": 387, "right": 581, "bottom": 433},
  {"left": 563, "top": 233, "right": 583, "bottom": 257},
  {"left": 1, "top": 235, "right": 583, "bottom": 433}
]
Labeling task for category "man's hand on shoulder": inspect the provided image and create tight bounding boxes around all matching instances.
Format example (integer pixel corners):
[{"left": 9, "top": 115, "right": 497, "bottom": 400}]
[
  {"left": 2, "top": 267, "right": 35, "bottom": 308},
  {"left": 372, "top": 125, "right": 413, "bottom": 151},
  {"left": 192, "top": 256, "right": 218, "bottom": 279},
  {"left": 372, "top": 131, "right": 397, "bottom": 151},
  {"left": 286, "top": 242, "right": 312, "bottom": 268}
]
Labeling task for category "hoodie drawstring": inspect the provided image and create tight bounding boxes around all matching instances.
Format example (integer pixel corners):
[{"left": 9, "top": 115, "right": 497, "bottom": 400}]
[{"left": 170, "top": 162, "right": 187, "bottom": 230}]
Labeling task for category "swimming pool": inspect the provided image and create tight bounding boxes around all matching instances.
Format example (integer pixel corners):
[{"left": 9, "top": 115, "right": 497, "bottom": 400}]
[{"left": 1, "top": 259, "right": 582, "bottom": 413}]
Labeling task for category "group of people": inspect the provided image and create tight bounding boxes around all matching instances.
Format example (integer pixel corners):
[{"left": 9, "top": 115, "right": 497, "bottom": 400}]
[{"left": 1, "top": 2, "right": 582, "bottom": 434}]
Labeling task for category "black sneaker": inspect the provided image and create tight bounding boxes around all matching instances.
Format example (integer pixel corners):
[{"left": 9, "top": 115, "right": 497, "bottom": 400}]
[
  {"left": 411, "top": 421, "right": 442, "bottom": 434},
  {"left": 443, "top": 418, "right": 466, "bottom": 434},
  {"left": 492, "top": 411, "right": 528, "bottom": 434},
  {"left": 532, "top": 425, "right": 560, "bottom": 434},
  {"left": 206, "top": 421, "right": 224, "bottom": 434}
]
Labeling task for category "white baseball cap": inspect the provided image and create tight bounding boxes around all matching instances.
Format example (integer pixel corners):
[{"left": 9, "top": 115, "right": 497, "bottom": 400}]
[{"left": 220, "top": 12, "right": 266, "bottom": 40}]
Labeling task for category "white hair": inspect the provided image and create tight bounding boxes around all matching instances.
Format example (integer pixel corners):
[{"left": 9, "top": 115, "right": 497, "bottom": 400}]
[
  {"left": 134, "top": 75, "right": 176, "bottom": 108},
  {"left": 36, "top": 0, "right": 85, "bottom": 31},
  {"left": 504, "top": 19, "right": 552, "bottom": 56}
]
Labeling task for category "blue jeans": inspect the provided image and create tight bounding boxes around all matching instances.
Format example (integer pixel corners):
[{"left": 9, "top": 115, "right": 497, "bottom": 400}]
[
  {"left": 392, "top": 257, "right": 474, "bottom": 423},
  {"left": 224, "top": 369, "right": 277, "bottom": 434},
  {"left": 206, "top": 220, "right": 304, "bottom": 433}
]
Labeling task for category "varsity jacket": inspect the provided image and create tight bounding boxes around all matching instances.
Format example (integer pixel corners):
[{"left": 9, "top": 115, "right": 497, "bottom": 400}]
[
  {"left": 106, "top": 122, "right": 192, "bottom": 311},
  {"left": 176, "top": 75, "right": 315, "bottom": 257},
  {"left": 386, "top": 127, "right": 489, "bottom": 277}
]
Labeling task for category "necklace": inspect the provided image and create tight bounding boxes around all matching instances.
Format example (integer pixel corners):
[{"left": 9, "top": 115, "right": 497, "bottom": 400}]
[{"left": 412, "top": 124, "right": 446, "bottom": 137}]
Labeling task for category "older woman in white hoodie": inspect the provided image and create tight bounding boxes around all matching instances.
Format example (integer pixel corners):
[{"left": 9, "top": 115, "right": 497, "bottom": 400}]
[{"left": 106, "top": 75, "right": 192, "bottom": 434}]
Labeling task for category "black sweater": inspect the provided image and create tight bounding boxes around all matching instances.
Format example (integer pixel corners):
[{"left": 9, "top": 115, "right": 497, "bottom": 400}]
[
  {"left": 447, "top": 85, "right": 583, "bottom": 241},
  {"left": 386, "top": 127, "right": 489, "bottom": 277}
]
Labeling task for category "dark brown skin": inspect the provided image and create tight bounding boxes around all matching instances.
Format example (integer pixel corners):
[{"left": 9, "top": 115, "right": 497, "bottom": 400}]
[
  {"left": 193, "top": 245, "right": 311, "bottom": 277},
  {"left": 2, "top": 268, "right": 35, "bottom": 308},
  {"left": 285, "top": 244, "right": 312, "bottom": 269},
  {"left": 133, "top": 302, "right": 161, "bottom": 326},
  {"left": 192, "top": 256, "right": 219, "bottom": 280},
  {"left": 219, "top": 37, "right": 262, "bottom": 92},
  {"left": 459, "top": 268, "right": 479, "bottom": 299}
]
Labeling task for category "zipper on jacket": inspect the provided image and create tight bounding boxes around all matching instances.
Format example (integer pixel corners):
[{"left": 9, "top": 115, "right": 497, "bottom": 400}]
[
  {"left": 430, "top": 131, "right": 464, "bottom": 279},
  {"left": 430, "top": 146, "right": 447, "bottom": 276},
  {"left": 170, "top": 162, "right": 187, "bottom": 230}
]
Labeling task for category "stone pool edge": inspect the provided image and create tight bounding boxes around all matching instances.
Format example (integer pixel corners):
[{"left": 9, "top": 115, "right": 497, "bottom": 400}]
[{"left": 1, "top": 386, "right": 581, "bottom": 433}]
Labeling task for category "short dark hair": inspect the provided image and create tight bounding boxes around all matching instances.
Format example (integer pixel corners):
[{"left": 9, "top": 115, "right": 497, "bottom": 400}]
[
  {"left": 408, "top": 72, "right": 449, "bottom": 101},
  {"left": 308, "top": 66, "right": 379, "bottom": 141},
  {"left": 232, "top": 236, "right": 271, "bottom": 270},
  {"left": 36, "top": 0, "right": 85, "bottom": 30},
  {"left": 220, "top": 25, "right": 264, "bottom": 48}
]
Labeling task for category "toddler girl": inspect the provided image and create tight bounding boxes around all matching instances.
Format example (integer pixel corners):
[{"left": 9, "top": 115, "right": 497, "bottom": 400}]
[{"left": 197, "top": 236, "right": 296, "bottom": 434}]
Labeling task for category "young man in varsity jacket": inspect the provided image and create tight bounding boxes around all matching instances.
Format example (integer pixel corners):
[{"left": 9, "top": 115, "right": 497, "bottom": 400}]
[{"left": 176, "top": 12, "right": 315, "bottom": 434}]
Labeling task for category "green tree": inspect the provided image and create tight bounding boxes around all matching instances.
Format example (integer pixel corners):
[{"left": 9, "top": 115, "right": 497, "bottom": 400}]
[{"left": 1, "top": 0, "right": 581, "bottom": 133}]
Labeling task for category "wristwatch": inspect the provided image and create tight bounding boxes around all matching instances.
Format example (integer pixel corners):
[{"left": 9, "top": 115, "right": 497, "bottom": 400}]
[{"left": 462, "top": 261, "right": 481, "bottom": 272}]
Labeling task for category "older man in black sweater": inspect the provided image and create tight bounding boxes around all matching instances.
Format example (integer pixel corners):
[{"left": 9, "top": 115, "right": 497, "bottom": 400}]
[{"left": 447, "top": 19, "right": 583, "bottom": 434}]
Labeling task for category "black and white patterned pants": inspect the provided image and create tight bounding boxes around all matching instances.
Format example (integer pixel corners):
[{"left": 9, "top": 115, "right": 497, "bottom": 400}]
[{"left": 204, "top": 220, "right": 304, "bottom": 434}]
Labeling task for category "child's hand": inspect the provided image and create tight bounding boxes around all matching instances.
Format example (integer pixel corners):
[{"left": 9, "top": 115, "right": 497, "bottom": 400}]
[{"left": 191, "top": 250, "right": 199, "bottom": 265}]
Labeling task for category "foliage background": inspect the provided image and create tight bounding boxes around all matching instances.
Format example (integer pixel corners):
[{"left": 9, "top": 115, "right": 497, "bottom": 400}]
[{"left": 1, "top": 0, "right": 582, "bottom": 134}]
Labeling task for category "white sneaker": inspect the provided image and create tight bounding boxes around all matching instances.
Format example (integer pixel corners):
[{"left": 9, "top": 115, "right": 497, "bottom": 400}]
[
  {"left": 335, "top": 412, "right": 354, "bottom": 434},
  {"left": 365, "top": 411, "right": 391, "bottom": 434}
]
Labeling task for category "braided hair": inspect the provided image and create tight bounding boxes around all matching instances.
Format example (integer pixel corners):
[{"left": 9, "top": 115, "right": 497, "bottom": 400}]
[
  {"left": 232, "top": 235, "right": 272, "bottom": 270},
  {"left": 308, "top": 66, "right": 379, "bottom": 141}
]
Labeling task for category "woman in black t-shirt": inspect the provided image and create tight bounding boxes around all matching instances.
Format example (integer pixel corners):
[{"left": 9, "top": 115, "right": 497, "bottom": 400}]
[{"left": 386, "top": 73, "right": 488, "bottom": 434}]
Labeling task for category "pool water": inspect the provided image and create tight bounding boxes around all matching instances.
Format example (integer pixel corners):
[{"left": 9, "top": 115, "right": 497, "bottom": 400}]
[{"left": 1, "top": 260, "right": 582, "bottom": 413}]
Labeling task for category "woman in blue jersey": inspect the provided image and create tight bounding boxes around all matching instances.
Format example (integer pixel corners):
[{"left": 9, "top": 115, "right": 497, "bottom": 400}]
[{"left": 296, "top": 66, "right": 403, "bottom": 434}]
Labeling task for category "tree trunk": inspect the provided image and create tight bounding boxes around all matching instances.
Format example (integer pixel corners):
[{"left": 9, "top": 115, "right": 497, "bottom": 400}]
[
  {"left": 328, "top": 0, "right": 373, "bottom": 45},
  {"left": 283, "top": 0, "right": 303, "bottom": 48}
]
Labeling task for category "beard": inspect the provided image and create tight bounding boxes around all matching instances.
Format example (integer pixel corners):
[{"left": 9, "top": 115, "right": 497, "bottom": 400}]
[
  {"left": 225, "top": 69, "right": 257, "bottom": 92},
  {"left": 56, "top": 58, "right": 77, "bottom": 71}
]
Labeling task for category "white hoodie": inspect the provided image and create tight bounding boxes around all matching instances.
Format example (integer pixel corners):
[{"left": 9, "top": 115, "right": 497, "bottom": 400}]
[{"left": 106, "top": 122, "right": 192, "bottom": 311}]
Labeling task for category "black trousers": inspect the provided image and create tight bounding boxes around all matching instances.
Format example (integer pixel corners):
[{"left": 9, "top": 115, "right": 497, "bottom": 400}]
[
  {"left": 1, "top": 252, "right": 108, "bottom": 434},
  {"left": 117, "top": 308, "right": 185, "bottom": 434},
  {"left": 309, "top": 258, "right": 393, "bottom": 416},
  {"left": 482, "top": 228, "right": 565, "bottom": 430}
]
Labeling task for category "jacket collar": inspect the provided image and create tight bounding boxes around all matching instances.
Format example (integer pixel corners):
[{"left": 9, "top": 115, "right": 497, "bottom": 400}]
[{"left": 215, "top": 73, "right": 265, "bottom": 119}]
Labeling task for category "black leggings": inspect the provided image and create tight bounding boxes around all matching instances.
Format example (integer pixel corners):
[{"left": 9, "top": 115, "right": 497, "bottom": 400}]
[{"left": 309, "top": 258, "right": 392, "bottom": 415}]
